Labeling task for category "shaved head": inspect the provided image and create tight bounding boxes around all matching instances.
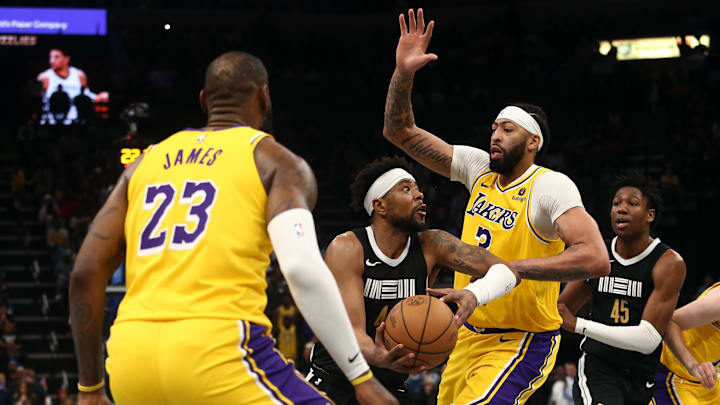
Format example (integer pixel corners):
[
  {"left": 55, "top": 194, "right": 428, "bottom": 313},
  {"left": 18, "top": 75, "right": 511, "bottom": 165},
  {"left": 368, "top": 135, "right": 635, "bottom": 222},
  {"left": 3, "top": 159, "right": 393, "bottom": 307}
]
[{"left": 203, "top": 51, "right": 268, "bottom": 105}]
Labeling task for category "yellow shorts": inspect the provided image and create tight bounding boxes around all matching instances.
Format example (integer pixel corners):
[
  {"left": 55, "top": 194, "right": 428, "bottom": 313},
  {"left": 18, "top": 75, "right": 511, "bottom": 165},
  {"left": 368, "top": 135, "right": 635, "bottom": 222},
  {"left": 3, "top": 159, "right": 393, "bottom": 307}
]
[
  {"left": 437, "top": 326, "right": 560, "bottom": 405},
  {"left": 106, "top": 319, "right": 332, "bottom": 405},
  {"left": 651, "top": 364, "right": 720, "bottom": 405}
]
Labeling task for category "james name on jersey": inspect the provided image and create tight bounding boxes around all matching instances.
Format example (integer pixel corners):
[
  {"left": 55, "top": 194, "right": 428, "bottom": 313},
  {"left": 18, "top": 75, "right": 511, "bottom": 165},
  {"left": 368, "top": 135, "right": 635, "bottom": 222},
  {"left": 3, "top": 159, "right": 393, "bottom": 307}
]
[{"left": 465, "top": 191, "right": 519, "bottom": 230}]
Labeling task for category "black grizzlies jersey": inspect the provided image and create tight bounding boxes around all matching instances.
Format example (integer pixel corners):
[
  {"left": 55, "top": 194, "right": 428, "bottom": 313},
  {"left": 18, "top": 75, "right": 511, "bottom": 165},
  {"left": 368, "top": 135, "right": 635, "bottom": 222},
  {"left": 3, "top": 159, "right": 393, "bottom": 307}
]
[
  {"left": 581, "top": 237, "right": 669, "bottom": 374},
  {"left": 311, "top": 226, "right": 428, "bottom": 390}
]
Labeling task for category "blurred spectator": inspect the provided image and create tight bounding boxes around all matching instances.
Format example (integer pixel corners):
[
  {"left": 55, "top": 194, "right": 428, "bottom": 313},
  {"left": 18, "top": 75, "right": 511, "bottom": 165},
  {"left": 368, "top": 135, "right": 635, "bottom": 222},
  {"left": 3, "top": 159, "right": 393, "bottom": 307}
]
[
  {"left": 547, "top": 363, "right": 575, "bottom": 405},
  {"left": 10, "top": 170, "right": 26, "bottom": 197},
  {"left": 37, "top": 195, "right": 60, "bottom": 225},
  {"left": 0, "top": 374, "right": 10, "bottom": 405},
  {"left": 414, "top": 371, "right": 440, "bottom": 405},
  {"left": 11, "top": 380, "right": 37, "bottom": 405},
  {"left": 55, "top": 387, "right": 72, "bottom": 405}
]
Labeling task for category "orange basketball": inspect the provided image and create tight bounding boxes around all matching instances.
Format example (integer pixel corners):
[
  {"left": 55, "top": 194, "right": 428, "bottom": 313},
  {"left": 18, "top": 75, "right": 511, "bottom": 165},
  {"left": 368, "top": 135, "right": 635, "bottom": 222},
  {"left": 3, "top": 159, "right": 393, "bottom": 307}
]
[{"left": 383, "top": 295, "right": 458, "bottom": 368}]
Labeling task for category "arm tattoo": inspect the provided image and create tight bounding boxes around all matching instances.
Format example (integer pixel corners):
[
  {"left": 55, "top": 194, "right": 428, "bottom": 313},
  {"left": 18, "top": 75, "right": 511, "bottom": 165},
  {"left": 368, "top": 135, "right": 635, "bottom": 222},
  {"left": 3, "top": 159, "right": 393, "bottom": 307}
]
[
  {"left": 430, "top": 230, "right": 490, "bottom": 277},
  {"left": 89, "top": 205, "right": 120, "bottom": 240},
  {"left": 70, "top": 296, "right": 104, "bottom": 382},
  {"left": 515, "top": 265, "right": 590, "bottom": 281},
  {"left": 405, "top": 133, "right": 452, "bottom": 168},
  {"left": 383, "top": 72, "right": 415, "bottom": 137}
]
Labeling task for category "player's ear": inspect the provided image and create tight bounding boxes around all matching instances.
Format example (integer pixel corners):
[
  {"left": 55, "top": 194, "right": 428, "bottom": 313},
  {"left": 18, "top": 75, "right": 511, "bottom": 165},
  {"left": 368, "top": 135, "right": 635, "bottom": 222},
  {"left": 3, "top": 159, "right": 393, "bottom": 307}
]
[
  {"left": 199, "top": 89, "right": 208, "bottom": 114},
  {"left": 528, "top": 133, "right": 541, "bottom": 152},
  {"left": 647, "top": 208, "right": 655, "bottom": 224},
  {"left": 372, "top": 198, "right": 387, "bottom": 217},
  {"left": 259, "top": 84, "right": 271, "bottom": 114}
]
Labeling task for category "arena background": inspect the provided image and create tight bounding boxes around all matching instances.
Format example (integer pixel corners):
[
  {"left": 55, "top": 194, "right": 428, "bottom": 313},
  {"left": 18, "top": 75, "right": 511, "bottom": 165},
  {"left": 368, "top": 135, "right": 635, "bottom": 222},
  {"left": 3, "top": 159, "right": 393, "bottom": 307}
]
[{"left": 1, "top": 1, "right": 719, "bottom": 403}]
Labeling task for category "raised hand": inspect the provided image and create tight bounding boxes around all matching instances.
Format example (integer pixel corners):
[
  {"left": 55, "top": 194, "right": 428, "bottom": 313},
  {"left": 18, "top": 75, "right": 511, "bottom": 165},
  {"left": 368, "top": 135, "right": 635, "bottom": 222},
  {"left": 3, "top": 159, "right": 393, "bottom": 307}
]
[
  {"left": 396, "top": 8, "right": 437, "bottom": 76},
  {"left": 427, "top": 287, "right": 476, "bottom": 327}
]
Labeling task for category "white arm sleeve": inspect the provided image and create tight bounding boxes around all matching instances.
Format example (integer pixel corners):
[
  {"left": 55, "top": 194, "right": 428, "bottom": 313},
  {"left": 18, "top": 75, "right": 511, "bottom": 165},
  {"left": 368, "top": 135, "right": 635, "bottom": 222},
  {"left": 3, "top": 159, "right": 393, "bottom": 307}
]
[
  {"left": 451, "top": 145, "right": 490, "bottom": 191},
  {"left": 268, "top": 208, "right": 369, "bottom": 381},
  {"left": 530, "top": 171, "right": 584, "bottom": 240},
  {"left": 575, "top": 318, "right": 662, "bottom": 355}
]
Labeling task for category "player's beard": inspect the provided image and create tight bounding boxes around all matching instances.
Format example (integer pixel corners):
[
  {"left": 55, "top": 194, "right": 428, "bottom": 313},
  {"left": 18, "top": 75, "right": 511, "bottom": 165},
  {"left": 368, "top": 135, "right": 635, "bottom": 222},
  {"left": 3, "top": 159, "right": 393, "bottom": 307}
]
[
  {"left": 391, "top": 212, "right": 428, "bottom": 233},
  {"left": 489, "top": 142, "right": 524, "bottom": 174},
  {"left": 259, "top": 106, "right": 274, "bottom": 134}
]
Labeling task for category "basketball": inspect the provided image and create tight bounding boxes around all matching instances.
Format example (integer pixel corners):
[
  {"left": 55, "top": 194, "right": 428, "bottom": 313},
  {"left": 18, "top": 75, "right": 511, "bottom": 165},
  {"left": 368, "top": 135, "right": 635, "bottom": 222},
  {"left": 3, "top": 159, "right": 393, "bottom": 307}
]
[{"left": 383, "top": 295, "right": 458, "bottom": 368}]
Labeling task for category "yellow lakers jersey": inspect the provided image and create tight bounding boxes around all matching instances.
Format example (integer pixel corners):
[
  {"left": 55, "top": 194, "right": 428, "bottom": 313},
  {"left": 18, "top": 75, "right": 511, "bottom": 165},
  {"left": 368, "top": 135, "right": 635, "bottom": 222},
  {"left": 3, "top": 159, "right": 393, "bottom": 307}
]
[
  {"left": 116, "top": 125, "right": 274, "bottom": 328},
  {"left": 458, "top": 166, "right": 565, "bottom": 332},
  {"left": 661, "top": 282, "right": 720, "bottom": 381}
]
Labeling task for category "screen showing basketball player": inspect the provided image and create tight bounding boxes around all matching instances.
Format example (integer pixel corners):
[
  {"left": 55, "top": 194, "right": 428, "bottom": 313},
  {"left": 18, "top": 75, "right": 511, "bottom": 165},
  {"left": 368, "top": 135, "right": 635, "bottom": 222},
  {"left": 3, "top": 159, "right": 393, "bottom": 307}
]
[{"left": 37, "top": 46, "right": 109, "bottom": 125}]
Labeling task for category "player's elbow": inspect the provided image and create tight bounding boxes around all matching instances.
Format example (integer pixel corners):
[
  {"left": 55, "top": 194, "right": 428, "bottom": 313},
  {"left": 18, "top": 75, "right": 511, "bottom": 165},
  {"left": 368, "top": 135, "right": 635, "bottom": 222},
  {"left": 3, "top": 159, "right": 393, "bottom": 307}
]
[{"left": 585, "top": 245, "right": 610, "bottom": 278}]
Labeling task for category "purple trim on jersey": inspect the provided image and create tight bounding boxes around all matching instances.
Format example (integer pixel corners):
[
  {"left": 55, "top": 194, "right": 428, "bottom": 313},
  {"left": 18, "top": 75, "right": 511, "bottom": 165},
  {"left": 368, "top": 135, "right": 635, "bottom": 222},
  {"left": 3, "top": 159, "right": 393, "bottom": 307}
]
[
  {"left": 243, "top": 322, "right": 331, "bottom": 405},
  {"left": 469, "top": 329, "right": 560, "bottom": 405},
  {"left": 652, "top": 364, "right": 679, "bottom": 405}
]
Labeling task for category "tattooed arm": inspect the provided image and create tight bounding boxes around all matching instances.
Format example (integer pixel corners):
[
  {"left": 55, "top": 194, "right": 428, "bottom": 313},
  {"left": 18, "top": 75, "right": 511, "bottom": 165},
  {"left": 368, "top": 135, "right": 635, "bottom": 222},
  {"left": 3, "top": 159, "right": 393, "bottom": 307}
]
[
  {"left": 512, "top": 207, "right": 610, "bottom": 281},
  {"left": 70, "top": 156, "right": 142, "bottom": 402},
  {"left": 382, "top": 9, "right": 454, "bottom": 177},
  {"left": 419, "top": 229, "right": 520, "bottom": 283}
]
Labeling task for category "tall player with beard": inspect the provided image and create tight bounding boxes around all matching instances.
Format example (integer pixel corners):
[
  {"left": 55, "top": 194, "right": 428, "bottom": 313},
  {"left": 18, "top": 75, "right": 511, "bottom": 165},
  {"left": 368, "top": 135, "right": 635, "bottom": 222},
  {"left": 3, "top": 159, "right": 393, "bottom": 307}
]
[
  {"left": 307, "top": 157, "right": 522, "bottom": 405},
  {"left": 558, "top": 172, "right": 686, "bottom": 405},
  {"left": 382, "top": 9, "right": 610, "bottom": 404}
]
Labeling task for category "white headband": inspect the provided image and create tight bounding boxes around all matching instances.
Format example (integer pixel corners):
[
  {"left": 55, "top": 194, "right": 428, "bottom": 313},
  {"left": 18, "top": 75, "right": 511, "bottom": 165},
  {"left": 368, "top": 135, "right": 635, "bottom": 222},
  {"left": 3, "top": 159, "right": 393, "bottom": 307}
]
[
  {"left": 363, "top": 168, "right": 415, "bottom": 216},
  {"left": 495, "top": 106, "right": 544, "bottom": 151}
]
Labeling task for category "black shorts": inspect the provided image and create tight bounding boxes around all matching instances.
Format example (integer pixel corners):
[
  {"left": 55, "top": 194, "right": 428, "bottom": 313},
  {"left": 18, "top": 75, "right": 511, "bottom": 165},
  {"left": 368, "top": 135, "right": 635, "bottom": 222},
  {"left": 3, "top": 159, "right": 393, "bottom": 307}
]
[
  {"left": 573, "top": 352, "right": 656, "bottom": 405},
  {"left": 306, "top": 366, "right": 413, "bottom": 405}
]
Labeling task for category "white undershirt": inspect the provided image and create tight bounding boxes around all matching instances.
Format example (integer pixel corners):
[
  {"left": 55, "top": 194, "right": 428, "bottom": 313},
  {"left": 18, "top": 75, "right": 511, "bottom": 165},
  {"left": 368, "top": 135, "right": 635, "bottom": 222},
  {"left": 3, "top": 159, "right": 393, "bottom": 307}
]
[{"left": 451, "top": 145, "right": 584, "bottom": 240}]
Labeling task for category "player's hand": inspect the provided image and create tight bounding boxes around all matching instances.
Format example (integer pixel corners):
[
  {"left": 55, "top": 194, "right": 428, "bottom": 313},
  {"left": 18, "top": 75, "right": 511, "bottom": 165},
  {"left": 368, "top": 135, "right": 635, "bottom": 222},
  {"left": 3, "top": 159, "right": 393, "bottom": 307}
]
[
  {"left": 372, "top": 322, "right": 426, "bottom": 374},
  {"left": 396, "top": 8, "right": 437, "bottom": 76},
  {"left": 354, "top": 375, "right": 400, "bottom": 405},
  {"left": 78, "top": 391, "right": 112, "bottom": 405},
  {"left": 95, "top": 91, "right": 109, "bottom": 103},
  {"left": 557, "top": 303, "right": 577, "bottom": 332},
  {"left": 689, "top": 361, "right": 717, "bottom": 389},
  {"left": 427, "top": 287, "right": 476, "bottom": 327}
]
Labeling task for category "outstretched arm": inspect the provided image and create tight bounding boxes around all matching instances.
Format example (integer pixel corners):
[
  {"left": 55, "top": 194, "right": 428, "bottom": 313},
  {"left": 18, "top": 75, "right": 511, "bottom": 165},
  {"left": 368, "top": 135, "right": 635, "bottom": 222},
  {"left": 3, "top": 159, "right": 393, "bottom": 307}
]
[
  {"left": 383, "top": 9, "right": 454, "bottom": 177},
  {"left": 419, "top": 230, "right": 520, "bottom": 325},
  {"left": 664, "top": 319, "right": 717, "bottom": 389},
  {"left": 512, "top": 207, "right": 610, "bottom": 281}
]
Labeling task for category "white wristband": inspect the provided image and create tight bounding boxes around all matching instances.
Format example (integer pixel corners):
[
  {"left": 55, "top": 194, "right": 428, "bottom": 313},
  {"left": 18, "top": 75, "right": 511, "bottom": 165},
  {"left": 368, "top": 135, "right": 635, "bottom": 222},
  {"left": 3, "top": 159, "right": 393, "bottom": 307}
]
[{"left": 463, "top": 263, "right": 517, "bottom": 306}]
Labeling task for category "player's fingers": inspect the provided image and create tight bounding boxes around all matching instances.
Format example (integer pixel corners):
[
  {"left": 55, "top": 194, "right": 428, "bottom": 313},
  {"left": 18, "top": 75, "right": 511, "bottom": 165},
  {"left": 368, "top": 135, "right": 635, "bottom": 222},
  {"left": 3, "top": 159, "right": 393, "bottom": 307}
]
[
  {"left": 425, "top": 20, "right": 435, "bottom": 39},
  {"left": 417, "top": 8, "right": 425, "bottom": 33},
  {"left": 408, "top": 9, "right": 416, "bottom": 33},
  {"left": 426, "top": 287, "right": 450, "bottom": 297},
  {"left": 386, "top": 343, "right": 406, "bottom": 357},
  {"left": 374, "top": 322, "right": 386, "bottom": 344},
  {"left": 399, "top": 13, "right": 407, "bottom": 35},
  {"left": 424, "top": 54, "right": 439, "bottom": 63}
]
